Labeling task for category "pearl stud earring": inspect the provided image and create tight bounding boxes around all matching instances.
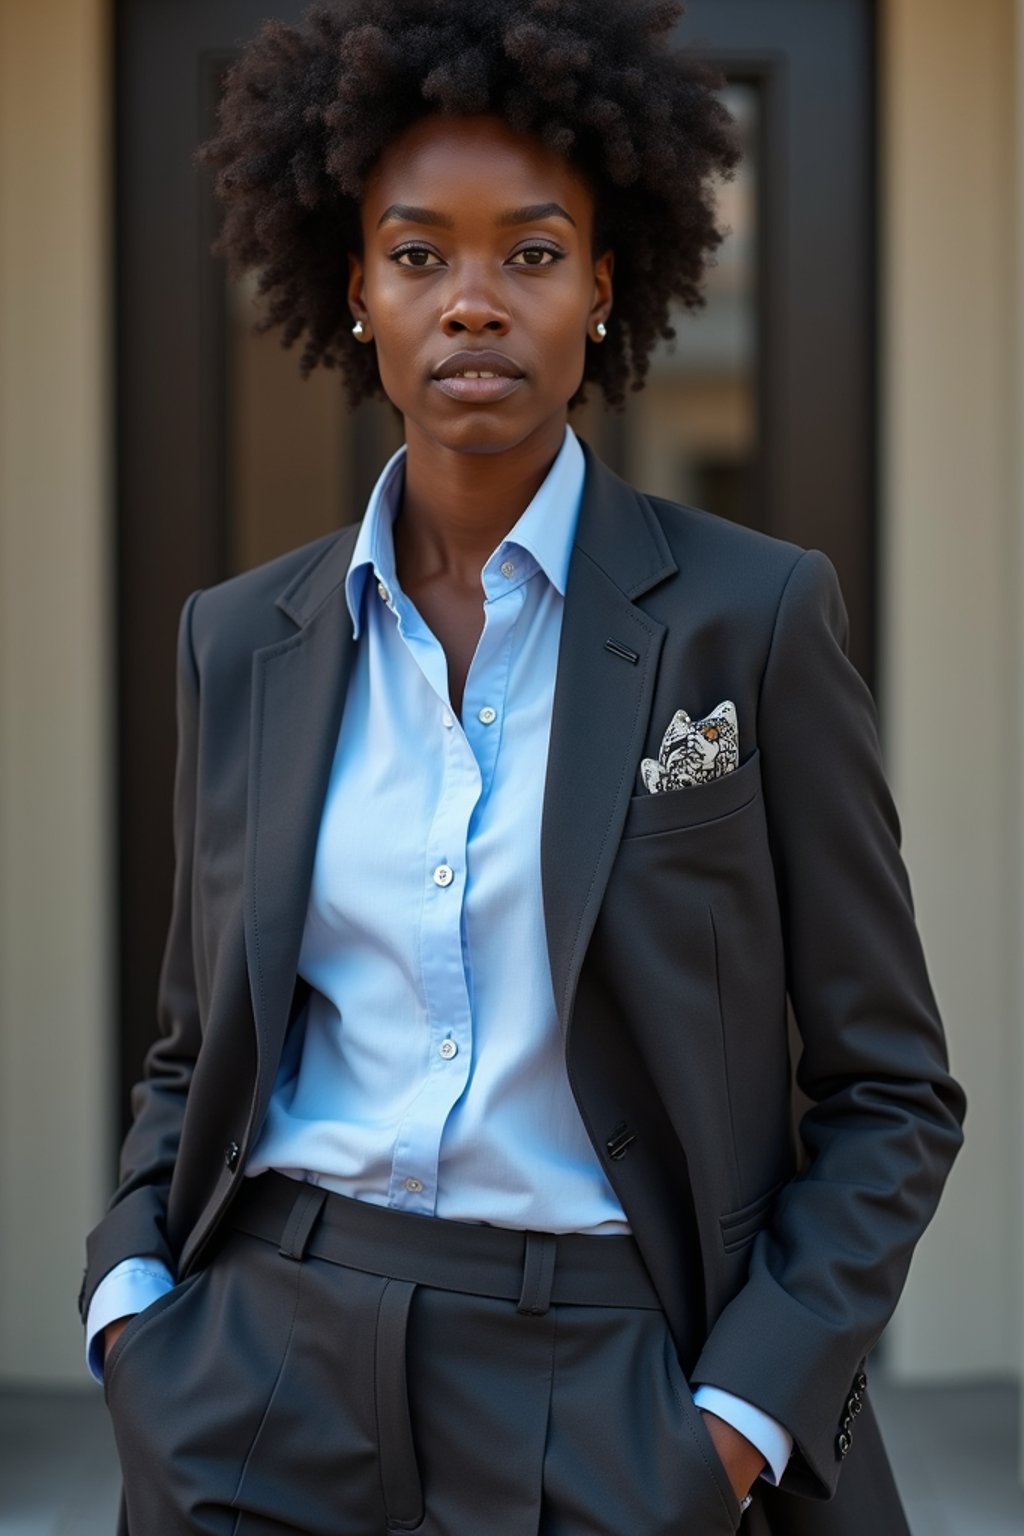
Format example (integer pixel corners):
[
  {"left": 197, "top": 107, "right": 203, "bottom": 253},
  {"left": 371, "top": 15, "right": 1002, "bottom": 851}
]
[
  {"left": 596, "top": 321, "right": 607, "bottom": 338},
  {"left": 352, "top": 320, "right": 365, "bottom": 336}
]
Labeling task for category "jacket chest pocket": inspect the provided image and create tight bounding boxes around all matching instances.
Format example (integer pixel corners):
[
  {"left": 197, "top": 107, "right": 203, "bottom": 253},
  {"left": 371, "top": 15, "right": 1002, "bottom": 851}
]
[{"left": 620, "top": 748, "right": 762, "bottom": 841}]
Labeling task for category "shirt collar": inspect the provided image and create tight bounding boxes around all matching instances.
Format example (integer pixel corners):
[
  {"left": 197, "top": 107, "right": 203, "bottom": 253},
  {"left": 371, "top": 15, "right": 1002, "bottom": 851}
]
[{"left": 344, "top": 423, "right": 586, "bottom": 638}]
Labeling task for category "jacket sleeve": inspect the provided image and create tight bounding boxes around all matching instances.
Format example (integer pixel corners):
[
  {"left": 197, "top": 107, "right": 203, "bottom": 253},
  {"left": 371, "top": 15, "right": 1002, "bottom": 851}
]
[
  {"left": 690, "top": 548, "right": 966, "bottom": 1499},
  {"left": 78, "top": 589, "right": 204, "bottom": 1326}
]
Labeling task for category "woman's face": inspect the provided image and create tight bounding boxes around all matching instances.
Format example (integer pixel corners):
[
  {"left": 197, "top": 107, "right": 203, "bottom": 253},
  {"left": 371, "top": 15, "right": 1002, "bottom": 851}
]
[{"left": 348, "top": 113, "right": 614, "bottom": 458}]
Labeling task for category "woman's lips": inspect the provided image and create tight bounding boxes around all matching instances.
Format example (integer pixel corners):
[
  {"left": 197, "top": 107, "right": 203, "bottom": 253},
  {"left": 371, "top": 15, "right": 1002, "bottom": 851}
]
[{"left": 432, "top": 374, "right": 525, "bottom": 402}]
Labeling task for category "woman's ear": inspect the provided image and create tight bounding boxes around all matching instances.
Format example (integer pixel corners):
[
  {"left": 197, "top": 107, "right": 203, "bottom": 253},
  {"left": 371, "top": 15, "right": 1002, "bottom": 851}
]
[
  {"left": 347, "top": 249, "right": 370, "bottom": 337},
  {"left": 590, "top": 247, "right": 614, "bottom": 335}
]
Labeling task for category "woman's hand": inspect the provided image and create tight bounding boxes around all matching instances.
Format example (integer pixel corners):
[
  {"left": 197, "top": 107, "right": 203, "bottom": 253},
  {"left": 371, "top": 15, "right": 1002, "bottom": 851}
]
[
  {"left": 700, "top": 1410, "right": 765, "bottom": 1505},
  {"left": 102, "top": 1315, "right": 133, "bottom": 1365}
]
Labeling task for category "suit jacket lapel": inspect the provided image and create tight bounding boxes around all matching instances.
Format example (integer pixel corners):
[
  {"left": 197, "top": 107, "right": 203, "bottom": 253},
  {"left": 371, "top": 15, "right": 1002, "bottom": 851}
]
[
  {"left": 243, "top": 525, "right": 360, "bottom": 1110},
  {"left": 243, "top": 438, "right": 678, "bottom": 1101},
  {"left": 541, "top": 441, "right": 677, "bottom": 1035}
]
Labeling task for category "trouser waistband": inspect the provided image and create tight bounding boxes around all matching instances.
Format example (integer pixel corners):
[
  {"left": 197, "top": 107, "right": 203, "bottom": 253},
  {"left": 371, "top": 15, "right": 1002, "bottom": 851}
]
[{"left": 227, "top": 1168, "right": 661, "bottom": 1316}]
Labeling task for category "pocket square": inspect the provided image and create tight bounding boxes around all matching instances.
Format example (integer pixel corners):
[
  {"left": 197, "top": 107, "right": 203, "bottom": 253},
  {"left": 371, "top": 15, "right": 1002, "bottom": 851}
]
[{"left": 640, "top": 699, "right": 739, "bottom": 793}]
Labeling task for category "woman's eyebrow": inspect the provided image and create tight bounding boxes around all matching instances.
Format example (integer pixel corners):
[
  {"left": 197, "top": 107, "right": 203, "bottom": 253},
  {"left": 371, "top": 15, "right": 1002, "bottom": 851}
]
[
  {"left": 499, "top": 203, "right": 577, "bottom": 228},
  {"left": 376, "top": 201, "right": 576, "bottom": 230}
]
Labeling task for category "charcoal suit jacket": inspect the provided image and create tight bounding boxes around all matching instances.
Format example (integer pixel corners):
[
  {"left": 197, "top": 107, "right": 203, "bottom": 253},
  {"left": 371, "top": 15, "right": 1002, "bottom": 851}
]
[{"left": 79, "top": 437, "right": 965, "bottom": 1535}]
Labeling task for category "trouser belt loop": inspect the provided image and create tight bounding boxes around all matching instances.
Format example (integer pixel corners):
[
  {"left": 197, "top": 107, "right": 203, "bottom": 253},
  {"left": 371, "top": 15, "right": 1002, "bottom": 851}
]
[
  {"left": 278, "top": 1183, "right": 328, "bottom": 1261},
  {"left": 517, "top": 1231, "right": 557, "bottom": 1316}
]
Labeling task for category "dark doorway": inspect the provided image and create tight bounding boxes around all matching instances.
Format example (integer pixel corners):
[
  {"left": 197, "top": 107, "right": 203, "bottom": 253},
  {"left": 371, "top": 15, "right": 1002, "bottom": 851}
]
[{"left": 115, "top": 0, "right": 876, "bottom": 1143}]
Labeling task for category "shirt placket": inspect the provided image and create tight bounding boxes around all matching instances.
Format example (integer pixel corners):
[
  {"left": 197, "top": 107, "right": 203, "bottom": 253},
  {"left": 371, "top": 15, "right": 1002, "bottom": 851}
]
[
  {"left": 375, "top": 584, "right": 479, "bottom": 1211},
  {"left": 460, "top": 565, "right": 525, "bottom": 801},
  {"left": 371, "top": 558, "right": 529, "bottom": 1215}
]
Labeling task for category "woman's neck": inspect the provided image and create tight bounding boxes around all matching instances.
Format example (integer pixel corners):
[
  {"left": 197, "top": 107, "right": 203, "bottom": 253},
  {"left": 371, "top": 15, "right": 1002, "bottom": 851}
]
[{"left": 394, "top": 417, "right": 567, "bottom": 590}]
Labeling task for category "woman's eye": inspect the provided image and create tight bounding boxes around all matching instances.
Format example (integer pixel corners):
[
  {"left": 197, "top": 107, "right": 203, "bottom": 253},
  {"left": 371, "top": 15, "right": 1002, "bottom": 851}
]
[
  {"left": 391, "top": 246, "right": 442, "bottom": 269},
  {"left": 509, "top": 245, "right": 565, "bottom": 267}
]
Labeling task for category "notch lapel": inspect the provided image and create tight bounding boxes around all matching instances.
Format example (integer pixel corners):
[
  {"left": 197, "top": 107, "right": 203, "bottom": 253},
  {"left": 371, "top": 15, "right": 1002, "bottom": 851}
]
[
  {"left": 243, "top": 525, "right": 360, "bottom": 1115},
  {"left": 541, "top": 442, "right": 677, "bottom": 1035},
  {"left": 241, "top": 440, "right": 677, "bottom": 1106}
]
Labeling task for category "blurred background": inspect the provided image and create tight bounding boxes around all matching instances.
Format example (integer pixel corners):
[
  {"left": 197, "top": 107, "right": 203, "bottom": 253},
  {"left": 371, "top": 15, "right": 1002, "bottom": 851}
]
[{"left": 0, "top": 0, "right": 1022, "bottom": 1531}]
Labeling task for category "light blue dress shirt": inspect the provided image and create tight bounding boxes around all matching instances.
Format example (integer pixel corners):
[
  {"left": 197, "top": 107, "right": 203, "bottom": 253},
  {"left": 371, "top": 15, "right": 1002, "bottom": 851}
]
[
  {"left": 243, "top": 424, "right": 630, "bottom": 1229},
  {"left": 85, "top": 424, "right": 790, "bottom": 1487}
]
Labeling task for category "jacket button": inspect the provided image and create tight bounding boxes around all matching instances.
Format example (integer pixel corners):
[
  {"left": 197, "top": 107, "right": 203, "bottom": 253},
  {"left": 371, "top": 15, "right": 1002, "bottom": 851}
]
[
  {"left": 224, "top": 1140, "right": 240, "bottom": 1171},
  {"left": 837, "top": 1430, "right": 852, "bottom": 1457}
]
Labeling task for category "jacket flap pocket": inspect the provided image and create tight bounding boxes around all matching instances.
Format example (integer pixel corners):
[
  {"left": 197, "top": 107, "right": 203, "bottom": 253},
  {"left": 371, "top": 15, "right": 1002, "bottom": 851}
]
[{"left": 719, "top": 1179, "right": 785, "bottom": 1253}]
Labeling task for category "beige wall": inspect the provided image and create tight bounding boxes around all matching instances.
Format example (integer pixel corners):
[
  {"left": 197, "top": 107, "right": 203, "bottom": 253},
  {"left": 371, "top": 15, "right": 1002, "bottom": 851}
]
[
  {"left": 0, "top": 0, "right": 114, "bottom": 1384},
  {"left": 880, "top": 0, "right": 1023, "bottom": 1384},
  {"left": 0, "top": 0, "right": 1021, "bottom": 1396},
  {"left": 1016, "top": 0, "right": 1024, "bottom": 1459}
]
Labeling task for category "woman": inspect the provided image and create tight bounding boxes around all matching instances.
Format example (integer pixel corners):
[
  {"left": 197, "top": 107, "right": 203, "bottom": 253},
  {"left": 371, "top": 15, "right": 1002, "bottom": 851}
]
[{"left": 79, "top": 2, "right": 965, "bottom": 1533}]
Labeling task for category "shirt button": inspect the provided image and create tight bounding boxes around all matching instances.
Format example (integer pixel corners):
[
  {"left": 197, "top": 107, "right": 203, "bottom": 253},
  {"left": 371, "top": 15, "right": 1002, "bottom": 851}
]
[
  {"left": 441, "top": 710, "right": 454, "bottom": 728},
  {"left": 439, "top": 1039, "right": 458, "bottom": 1060},
  {"left": 377, "top": 579, "right": 390, "bottom": 603},
  {"left": 478, "top": 706, "right": 497, "bottom": 725},
  {"left": 404, "top": 1177, "right": 424, "bottom": 1194},
  {"left": 432, "top": 863, "right": 454, "bottom": 887},
  {"left": 500, "top": 560, "right": 516, "bottom": 578}
]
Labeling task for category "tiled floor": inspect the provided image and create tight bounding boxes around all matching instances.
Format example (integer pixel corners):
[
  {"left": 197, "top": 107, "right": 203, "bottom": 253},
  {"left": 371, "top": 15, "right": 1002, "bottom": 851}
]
[{"left": 0, "top": 1378, "right": 1020, "bottom": 1534}]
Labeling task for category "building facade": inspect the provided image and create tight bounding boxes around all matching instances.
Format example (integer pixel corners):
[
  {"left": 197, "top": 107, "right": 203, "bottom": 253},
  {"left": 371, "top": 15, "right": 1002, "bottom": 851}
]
[{"left": 0, "top": 1, "right": 1020, "bottom": 1481}]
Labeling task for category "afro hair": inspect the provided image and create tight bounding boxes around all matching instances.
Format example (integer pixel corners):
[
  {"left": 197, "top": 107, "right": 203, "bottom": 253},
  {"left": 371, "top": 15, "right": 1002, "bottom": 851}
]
[{"left": 195, "top": 0, "right": 741, "bottom": 412}]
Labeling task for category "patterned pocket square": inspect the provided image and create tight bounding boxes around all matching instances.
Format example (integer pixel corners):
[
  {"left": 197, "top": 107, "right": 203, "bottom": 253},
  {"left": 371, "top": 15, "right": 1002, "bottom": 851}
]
[{"left": 640, "top": 699, "right": 739, "bottom": 793}]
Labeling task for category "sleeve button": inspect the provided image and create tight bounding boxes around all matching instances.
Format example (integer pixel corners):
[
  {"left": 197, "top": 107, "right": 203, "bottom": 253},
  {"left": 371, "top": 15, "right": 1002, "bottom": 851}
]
[
  {"left": 837, "top": 1431, "right": 852, "bottom": 1457},
  {"left": 224, "top": 1140, "right": 240, "bottom": 1171}
]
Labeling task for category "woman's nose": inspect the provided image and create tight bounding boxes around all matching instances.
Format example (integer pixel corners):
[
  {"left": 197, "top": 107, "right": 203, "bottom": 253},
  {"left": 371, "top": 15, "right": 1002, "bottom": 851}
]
[{"left": 438, "top": 264, "right": 511, "bottom": 334}]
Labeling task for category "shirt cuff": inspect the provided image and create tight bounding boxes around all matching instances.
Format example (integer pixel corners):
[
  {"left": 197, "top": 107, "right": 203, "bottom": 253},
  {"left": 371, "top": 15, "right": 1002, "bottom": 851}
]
[
  {"left": 692, "top": 1383, "right": 793, "bottom": 1487},
  {"left": 84, "top": 1256, "right": 176, "bottom": 1383}
]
